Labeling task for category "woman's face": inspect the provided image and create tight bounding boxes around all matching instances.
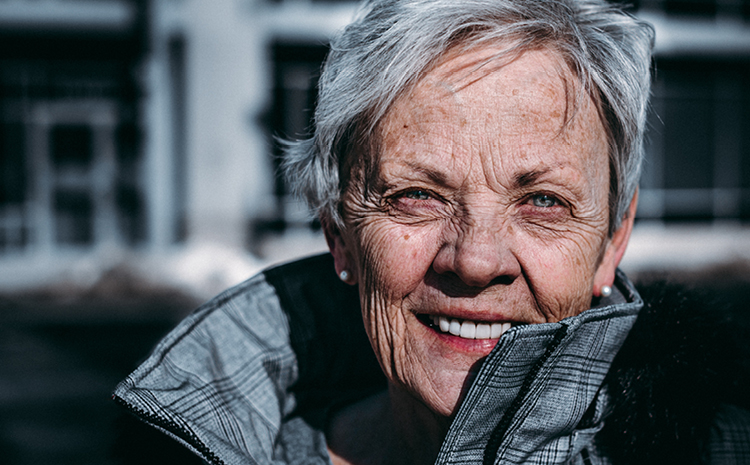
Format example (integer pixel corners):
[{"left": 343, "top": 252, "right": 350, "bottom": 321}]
[{"left": 326, "top": 47, "right": 635, "bottom": 417}]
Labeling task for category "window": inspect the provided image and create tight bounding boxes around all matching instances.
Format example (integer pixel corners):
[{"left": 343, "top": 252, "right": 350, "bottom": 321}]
[
  {"left": 639, "top": 58, "right": 750, "bottom": 222},
  {"left": 0, "top": 57, "right": 145, "bottom": 253},
  {"left": 260, "top": 41, "right": 329, "bottom": 235},
  {"left": 663, "top": 0, "right": 717, "bottom": 16},
  {"left": 51, "top": 124, "right": 95, "bottom": 245},
  {"left": 0, "top": 119, "right": 28, "bottom": 251}
]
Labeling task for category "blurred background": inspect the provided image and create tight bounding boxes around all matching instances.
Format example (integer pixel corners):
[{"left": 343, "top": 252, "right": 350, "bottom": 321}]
[{"left": 0, "top": 0, "right": 749, "bottom": 463}]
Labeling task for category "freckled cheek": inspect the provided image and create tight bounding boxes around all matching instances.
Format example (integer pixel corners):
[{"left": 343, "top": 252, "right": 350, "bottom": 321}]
[
  {"left": 349, "top": 221, "right": 442, "bottom": 371},
  {"left": 354, "top": 221, "right": 443, "bottom": 288},
  {"left": 520, "top": 233, "right": 605, "bottom": 319}
]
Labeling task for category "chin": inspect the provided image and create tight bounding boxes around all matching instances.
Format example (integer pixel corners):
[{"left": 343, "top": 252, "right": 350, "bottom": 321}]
[{"left": 404, "top": 350, "right": 490, "bottom": 418}]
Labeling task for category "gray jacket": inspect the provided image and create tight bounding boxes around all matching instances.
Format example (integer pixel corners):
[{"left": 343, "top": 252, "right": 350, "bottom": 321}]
[{"left": 113, "top": 254, "right": 750, "bottom": 464}]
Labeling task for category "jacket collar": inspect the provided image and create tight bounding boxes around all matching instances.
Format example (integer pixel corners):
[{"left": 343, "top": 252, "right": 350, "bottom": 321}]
[
  {"left": 440, "top": 270, "right": 642, "bottom": 464},
  {"left": 114, "top": 255, "right": 642, "bottom": 465}
]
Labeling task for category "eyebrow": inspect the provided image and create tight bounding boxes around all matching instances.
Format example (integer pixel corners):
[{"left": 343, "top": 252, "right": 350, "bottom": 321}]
[
  {"left": 401, "top": 160, "right": 449, "bottom": 186},
  {"left": 513, "top": 168, "right": 553, "bottom": 189}
]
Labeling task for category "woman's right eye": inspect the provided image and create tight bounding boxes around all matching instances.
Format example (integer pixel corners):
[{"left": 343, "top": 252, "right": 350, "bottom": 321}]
[{"left": 386, "top": 188, "right": 445, "bottom": 216}]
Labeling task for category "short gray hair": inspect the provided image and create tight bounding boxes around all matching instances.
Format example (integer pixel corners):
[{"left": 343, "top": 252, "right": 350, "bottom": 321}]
[{"left": 283, "top": 0, "right": 654, "bottom": 234}]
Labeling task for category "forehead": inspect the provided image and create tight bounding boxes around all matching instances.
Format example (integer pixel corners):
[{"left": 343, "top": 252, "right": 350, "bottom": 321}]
[{"left": 376, "top": 46, "right": 608, "bottom": 181}]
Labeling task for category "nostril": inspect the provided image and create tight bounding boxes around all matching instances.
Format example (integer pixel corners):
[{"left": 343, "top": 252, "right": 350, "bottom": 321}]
[
  {"left": 453, "top": 256, "right": 515, "bottom": 288},
  {"left": 490, "top": 275, "right": 515, "bottom": 286},
  {"left": 424, "top": 269, "right": 509, "bottom": 298},
  {"left": 431, "top": 232, "right": 521, "bottom": 289}
]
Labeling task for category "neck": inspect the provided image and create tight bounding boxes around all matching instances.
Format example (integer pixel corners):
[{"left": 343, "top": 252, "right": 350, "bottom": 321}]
[
  {"left": 388, "top": 383, "right": 451, "bottom": 464},
  {"left": 327, "top": 383, "right": 451, "bottom": 465}
]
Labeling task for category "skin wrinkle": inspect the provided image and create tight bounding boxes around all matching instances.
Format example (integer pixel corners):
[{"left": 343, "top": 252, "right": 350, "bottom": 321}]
[{"left": 325, "top": 45, "right": 636, "bottom": 465}]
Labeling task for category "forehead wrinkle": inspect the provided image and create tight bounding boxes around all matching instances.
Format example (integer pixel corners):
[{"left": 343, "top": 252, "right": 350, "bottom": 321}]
[{"left": 378, "top": 46, "right": 607, "bottom": 204}]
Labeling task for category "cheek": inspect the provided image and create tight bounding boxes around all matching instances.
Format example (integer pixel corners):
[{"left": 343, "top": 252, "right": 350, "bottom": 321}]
[
  {"left": 519, "top": 228, "right": 607, "bottom": 320},
  {"left": 353, "top": 219, "right": 442, "bottom": 295},
  {"left": 347, "top": 219, "right": 444, "bottom": 361}
]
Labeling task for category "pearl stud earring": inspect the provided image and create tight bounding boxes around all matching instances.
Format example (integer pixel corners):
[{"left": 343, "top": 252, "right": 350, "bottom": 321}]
[
  {"left": 600, "top": 285, "right": 612, "bottom": 298},
  {"left": 339, "top": 270, "right": 350, "bottom": 282}
]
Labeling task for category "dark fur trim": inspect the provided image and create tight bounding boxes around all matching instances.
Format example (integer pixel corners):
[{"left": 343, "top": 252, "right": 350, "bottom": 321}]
[{"left": 597, "top": 282, "right": 738, "bottom": 464}]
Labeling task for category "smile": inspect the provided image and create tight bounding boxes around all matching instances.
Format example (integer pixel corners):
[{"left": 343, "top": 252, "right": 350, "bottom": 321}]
[{"left": 426, "top": 315, "right": 514, "bottom": 340}]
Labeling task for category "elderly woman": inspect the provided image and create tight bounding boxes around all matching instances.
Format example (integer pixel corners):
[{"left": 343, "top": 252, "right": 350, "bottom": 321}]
[{"left": 114, "top": 0, "right": 750, "bottom": 464}]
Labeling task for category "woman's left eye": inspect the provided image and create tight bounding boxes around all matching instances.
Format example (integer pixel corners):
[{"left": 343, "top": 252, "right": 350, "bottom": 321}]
[
  {"left": 530, "top": 194, "right": 559, "bottom": 208},
  {"left": 404, "top": 190, "right": 432, "bottom": 201}
]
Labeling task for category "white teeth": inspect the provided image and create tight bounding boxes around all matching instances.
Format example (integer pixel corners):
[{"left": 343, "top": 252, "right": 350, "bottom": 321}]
[
  {"left": 460, "top": 321, "right": 476, "bottom": 339},
  {"left": 490, "top": 323, "right": 503, "bottom": 338},
  {"left": 475, "top": 323, "right": 491, "bottom": 339},
  {"left": 435, "top": 316, "right": 512, "bottom": 340}
]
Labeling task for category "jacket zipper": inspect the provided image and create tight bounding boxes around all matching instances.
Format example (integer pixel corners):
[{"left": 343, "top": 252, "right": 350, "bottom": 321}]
[{"left": 113, "top": 394, "right": 228, "bottom": 465}]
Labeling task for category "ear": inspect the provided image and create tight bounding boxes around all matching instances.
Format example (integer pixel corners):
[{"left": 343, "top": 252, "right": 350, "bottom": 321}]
[
  {"left": 593, "top": 190, "right": 638, "bottom": 297},
  {"left": 321, "top": 215, "right": 357, "bottom": 285}
]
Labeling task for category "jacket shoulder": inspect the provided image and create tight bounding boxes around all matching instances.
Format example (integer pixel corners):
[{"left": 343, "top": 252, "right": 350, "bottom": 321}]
[
  {"left": 709, "top": 404, "right": 750, "bottom": 464},
  {"left": 112, "top": 253, "right": 381, "bottom": 464},
  {"left": 263, "top": 253, "right": 385, "bottom": 422}
]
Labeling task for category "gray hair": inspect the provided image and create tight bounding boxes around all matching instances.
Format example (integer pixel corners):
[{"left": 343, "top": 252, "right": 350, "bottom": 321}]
[{"left": 283, "top": 0, "right": 654, "bottom": 234}]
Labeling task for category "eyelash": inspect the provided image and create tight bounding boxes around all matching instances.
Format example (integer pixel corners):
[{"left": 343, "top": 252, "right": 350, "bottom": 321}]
[
  {"left": 528, "top": 193, "right": 563, "bottom": 208},
  {"left": 386, "top": 188, "right": 444, "bottom": 213}
]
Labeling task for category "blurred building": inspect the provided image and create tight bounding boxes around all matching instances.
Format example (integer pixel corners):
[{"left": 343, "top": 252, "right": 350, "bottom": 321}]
[{"left": 0, "top": 0, "right": 749, "bottom": 295}]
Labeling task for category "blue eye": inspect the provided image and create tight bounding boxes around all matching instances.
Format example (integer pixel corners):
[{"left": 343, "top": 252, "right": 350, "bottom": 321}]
[
  {"left": 405, "top": 190, "right": 431, "bottom": 201},
  {"left": 531, "top": 194, "right": 558, "bottom": 208}
]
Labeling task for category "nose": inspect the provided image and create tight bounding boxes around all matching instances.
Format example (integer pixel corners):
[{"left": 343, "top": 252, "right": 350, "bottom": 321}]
[{"left": 432, "top": 216, "right": 521, "bottom": 289}]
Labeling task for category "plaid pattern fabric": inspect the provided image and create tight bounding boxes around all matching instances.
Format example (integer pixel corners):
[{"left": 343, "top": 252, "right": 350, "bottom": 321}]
[
  {"left": 113, "top": 254, "right": 750, "bottom": 464},
  {"left": 114, "top": 269, "right": 309, "bottom": 465},
  {"left": 436, "top": 271, "right": 641, "bottom": 465},
  {"left": 709, "top": 405, "right": 750, "bottom": 464}
]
